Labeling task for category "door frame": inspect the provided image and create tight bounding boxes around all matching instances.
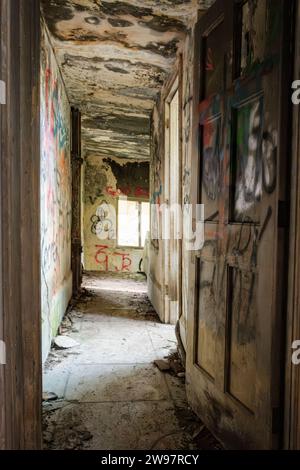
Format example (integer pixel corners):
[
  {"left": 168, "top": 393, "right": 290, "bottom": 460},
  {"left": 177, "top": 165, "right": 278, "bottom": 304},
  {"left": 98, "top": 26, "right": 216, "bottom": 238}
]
[
  {"left": 162, "top": 64, "right": 183, "bottom": 325},
  {"left": 0, "top": 0, "right": 42, "bottom": 449},
  {"left": 285, "top": 0, "right": 300, "bottom": 450}
]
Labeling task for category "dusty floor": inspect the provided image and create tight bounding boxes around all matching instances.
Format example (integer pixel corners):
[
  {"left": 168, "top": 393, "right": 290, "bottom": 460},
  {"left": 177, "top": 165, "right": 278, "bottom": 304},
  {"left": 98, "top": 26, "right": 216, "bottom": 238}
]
[{"left": 43, "top": 273, "right": 220, "bottom": 450}]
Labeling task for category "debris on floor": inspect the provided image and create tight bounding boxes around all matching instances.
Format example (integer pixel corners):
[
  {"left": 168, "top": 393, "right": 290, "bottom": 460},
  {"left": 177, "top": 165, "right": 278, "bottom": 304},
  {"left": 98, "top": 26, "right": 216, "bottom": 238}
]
[
  {"left": 154, "top": 359, "right": 171, "bottom": 372},
  {"left": 154, "top": 352, "right": 185, "bottom": 377},
  {"left": 54, "top": 335, "right": 80, "bottom": 350},
  {"left": 42, "top": 272, "right": 222, "bottom": 450},
  {"left": 43, "top": 400, "right": 93, "bottom": 450},
  {"left": 42, "top": 392, "right": 58, "bottom": 402}
]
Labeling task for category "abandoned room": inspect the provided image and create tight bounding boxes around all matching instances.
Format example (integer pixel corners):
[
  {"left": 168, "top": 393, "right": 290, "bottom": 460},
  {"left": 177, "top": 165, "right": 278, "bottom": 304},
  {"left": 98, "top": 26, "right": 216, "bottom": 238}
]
[{"left": 1, "top": 0, "right": 300, "bottom": 454}]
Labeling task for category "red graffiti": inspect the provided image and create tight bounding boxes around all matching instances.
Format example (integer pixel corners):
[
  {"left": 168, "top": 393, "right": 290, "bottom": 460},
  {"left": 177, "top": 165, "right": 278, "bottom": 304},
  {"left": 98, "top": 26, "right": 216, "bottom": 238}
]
[
  {"left": 106, "top": 186, "right": 121, "bottom": 197},
  {"left": 119, "top": 186, "right": 131, "bottom": 196},
  {"left": 114, "top": 252, "right": 132, "bottom": 272},
  {"left": 94, "top": 245, "right": 132, "bottom": 272},
  {"left": 106, "top": 186, "right": 149, "bottom": 198},
  {"left": 134, "top": 186, "right": 149, "bottom": 198},
  {"left": 95, "top": 245, "right": 109, "bottom": 271}
]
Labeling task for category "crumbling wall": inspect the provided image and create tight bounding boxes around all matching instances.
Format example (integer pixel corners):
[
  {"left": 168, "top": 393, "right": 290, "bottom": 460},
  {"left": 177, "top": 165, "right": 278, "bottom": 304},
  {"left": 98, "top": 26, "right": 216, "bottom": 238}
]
[
  {"left": 40, "top": 24, "right": 72, "bottom": 362},
  {"left": 83, "top": 154, "right": 149, "bottom": 273}
]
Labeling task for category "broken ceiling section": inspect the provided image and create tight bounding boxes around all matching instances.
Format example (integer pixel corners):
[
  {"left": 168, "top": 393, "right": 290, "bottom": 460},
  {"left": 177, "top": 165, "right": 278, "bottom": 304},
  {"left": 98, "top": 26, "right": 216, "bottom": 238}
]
[{"left": 41, "top": 0, "right": 213, "bottom": 159}]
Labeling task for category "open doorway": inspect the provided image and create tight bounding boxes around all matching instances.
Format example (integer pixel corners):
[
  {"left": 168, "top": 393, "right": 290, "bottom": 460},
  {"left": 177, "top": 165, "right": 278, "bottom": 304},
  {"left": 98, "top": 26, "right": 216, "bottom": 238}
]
[{"left": 163, "top": 76, "right": 182, "bottom": 325}]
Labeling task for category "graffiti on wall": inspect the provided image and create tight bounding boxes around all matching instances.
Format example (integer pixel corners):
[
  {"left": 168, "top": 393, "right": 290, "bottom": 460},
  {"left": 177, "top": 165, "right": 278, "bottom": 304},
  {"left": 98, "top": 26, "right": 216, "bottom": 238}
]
[
  {"left": 40, "top": 29, "right": 71, "bottom": 315},
  {"left": 234, "top": 98, "right": 263, "bottom": 221},
  {"left": 90, "top": 200, "right": 116, "bottom": 240},
  {"left": 262, "top": 127, "right": 277, "bottom": 194},
  {"left": 95, "top": 245, "right": 132, "bottom": 272},
  {"left": 106, "top": 185, "right": 149, "bottom": 198}
]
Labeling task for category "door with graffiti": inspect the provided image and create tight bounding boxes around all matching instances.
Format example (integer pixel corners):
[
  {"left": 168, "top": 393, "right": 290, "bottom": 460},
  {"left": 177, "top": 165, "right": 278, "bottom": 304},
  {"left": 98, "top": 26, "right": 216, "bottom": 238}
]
[{"left": 186, "top": 0, "right": 292, "bottom": 449}]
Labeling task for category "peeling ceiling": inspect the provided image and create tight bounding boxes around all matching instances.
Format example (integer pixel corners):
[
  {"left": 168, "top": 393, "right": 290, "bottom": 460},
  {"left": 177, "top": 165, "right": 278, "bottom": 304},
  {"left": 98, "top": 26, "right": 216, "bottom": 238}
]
[{"left": 41, "top": 0, "right": 212, "bottom": 160}]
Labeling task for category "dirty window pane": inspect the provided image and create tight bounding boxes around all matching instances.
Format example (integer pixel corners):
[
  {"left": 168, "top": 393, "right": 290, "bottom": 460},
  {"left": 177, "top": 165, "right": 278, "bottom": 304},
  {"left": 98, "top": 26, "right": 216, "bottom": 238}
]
[
  {"left": 240, "top": 0, "right": 267, "bottom": 75},
  {"left": 118, "top": 199, "right": 139, "bottom": 247},
  {"left": 141, "top": 202, "right": 150, "bottom": 246}
]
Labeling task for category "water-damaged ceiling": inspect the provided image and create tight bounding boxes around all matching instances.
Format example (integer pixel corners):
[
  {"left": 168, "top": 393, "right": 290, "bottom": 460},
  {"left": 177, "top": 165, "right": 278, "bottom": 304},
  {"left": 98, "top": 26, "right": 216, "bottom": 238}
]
[{"left": 41, "top": 0, "right": 212, "bottom": 160}]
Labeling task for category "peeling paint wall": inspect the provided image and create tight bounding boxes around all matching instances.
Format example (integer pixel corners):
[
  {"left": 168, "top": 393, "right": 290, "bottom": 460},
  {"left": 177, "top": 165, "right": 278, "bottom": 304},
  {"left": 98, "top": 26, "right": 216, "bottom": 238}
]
[
  {"left": 41, "top": 24, "right": 73, "bottom": 362},
  {"left": 41, "top": 1, "right": 211, "bottom": 161},
  {"left": 83, "top": 154, "right": 149, "bottom": 273}
]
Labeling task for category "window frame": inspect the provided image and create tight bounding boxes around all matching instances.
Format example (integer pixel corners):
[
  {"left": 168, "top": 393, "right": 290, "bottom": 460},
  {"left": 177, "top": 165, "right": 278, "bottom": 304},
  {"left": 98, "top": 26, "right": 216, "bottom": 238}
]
[{"left": 117, "top": 196, "right": 149, "bottom": 249}]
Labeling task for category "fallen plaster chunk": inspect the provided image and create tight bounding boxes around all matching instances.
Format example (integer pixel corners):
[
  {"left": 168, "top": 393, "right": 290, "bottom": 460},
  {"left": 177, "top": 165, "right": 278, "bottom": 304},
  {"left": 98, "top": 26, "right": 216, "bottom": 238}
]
[
  {"left": 42, "top": 392, "right": 58, "bottom": 402},
  {"left": 54, "top": 335, "right": 80, "bottom": 350},
  {"left": 154, "top": 359, "right": 171, "bottom": 372}
]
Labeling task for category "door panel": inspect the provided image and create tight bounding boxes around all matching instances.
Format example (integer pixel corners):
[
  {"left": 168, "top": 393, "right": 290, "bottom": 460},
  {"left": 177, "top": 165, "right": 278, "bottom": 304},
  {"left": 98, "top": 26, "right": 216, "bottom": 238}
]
[
  {"left": 227, "top": 266, "right": 257, "bottom": 412},
  {"left": 195, "top": 256, "right": 218, "bottom": 380},
  {"left": 187, "top": 0, "right": 289, "bottom": 449}
]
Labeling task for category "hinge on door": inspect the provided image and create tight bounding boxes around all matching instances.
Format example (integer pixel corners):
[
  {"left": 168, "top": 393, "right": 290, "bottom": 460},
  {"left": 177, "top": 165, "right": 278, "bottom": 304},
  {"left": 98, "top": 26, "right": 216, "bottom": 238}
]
[
  {"left": 272, "top": 406, "right": 281, "bottom": 434},
  {"left": 166, "top": 118, "right": 169, "bottom": 129},
  {"left": 0, "top": 80, "right": 6, "bottom": 105},
  {"left": 278, "top": 200, "right": 289, "bottom": 228}
]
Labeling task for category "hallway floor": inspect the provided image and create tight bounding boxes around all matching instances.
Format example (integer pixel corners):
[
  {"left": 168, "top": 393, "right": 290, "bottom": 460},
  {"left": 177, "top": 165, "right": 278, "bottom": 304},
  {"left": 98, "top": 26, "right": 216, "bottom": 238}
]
[{"left": 42, "top": 273, "right": 220, "bottom": 450}]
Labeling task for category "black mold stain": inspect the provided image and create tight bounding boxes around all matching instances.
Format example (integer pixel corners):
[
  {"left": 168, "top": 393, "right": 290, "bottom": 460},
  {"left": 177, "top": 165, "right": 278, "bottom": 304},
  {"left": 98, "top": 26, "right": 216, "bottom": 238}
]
[
  {"left": 84, "top": 161, "right": 108, "bottom": 205},
  {"left": 107, "top": 18, "right": 134, "bottom": 28},
  {"left": 84, "top": 114, "right": 150, "bottom": 136},
  {"left": 145, "top": 38, "right": 180, "bottom": 58},
  {"left": 104, "top": 64, "right": 129, "bottom": 74},
  {"left": 73, "top": 4, "right": 86, "bottom": 12},
  {"left": 61, "top": 54, "right": 167, "bottom": 77},
  {"left": 70, "top": 29, "right": 101, "bottom": 41},
  {"left": 41, "top": 0, "right": 74, "bottom": 37},
  {"left": 139, "top": 15, "right": 186, "bottom": 33},
  {"left": 151, "top": 0, "right": 191, "bottom": 4},
  {"left": 100, "top": 1, "right": 153, "bottom": 18},
  {"left": 103, "top": 158, "right": 150, "bottom": 194}
]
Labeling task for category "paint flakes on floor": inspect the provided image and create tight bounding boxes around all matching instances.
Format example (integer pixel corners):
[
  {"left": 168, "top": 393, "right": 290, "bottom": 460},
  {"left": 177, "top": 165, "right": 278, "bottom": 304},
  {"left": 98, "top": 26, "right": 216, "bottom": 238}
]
[{"left": 43, "top": 272, "right": 221, "bottom": 450}]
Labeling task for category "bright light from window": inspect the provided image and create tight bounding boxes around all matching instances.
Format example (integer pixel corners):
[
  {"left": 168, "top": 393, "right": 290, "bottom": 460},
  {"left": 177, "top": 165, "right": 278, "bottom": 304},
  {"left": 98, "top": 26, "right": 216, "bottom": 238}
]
[
  {"left": 141, "top": 202, "right": 150, "bottom": 246},
  {"left": 117, "top": 199, "right": 149, "bottom": 248}
]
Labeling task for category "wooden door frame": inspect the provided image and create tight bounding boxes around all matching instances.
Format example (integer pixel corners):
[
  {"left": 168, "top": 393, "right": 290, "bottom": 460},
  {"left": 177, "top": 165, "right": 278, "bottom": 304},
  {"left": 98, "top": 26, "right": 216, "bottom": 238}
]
[
  {"left": 162, "top": 60, "right": 183, "bottom": 325},
  {"left": 285, "top": 0, "right": 300, "bottom": 450},
  {"left": 0, "top": 0, "right": 42, "bottom": 449},
  {"left": 71, "top": 107, "right": 83, "bottom": 296}
]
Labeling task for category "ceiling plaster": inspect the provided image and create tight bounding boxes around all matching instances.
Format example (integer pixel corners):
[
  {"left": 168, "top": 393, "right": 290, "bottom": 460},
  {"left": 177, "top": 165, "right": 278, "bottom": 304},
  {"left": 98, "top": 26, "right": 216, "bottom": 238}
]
[{"left": 41, "top": 0, "right": 213, "bottom": 160}]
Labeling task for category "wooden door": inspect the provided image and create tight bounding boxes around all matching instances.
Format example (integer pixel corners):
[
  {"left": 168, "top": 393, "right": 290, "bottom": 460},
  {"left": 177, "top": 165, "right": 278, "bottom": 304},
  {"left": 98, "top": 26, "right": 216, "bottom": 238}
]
[{"left": 187, "top": 0, "right": 292, "bottom": 449}]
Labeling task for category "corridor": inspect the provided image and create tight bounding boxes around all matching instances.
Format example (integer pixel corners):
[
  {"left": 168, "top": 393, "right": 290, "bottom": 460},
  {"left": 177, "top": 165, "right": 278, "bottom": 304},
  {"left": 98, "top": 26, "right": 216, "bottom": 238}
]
[
  {"left": 1, "top": 0, "right": 299, "bottom": 453},
  {"left": 42, "top": 273, "right": 219, "bottom": 450}
]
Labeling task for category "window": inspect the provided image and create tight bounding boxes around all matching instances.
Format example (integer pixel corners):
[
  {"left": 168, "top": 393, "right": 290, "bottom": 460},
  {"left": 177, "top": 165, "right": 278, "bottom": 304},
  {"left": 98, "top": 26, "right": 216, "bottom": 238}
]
[{"left": 117, "top": 198, "right": 150, "bottom": 248}]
